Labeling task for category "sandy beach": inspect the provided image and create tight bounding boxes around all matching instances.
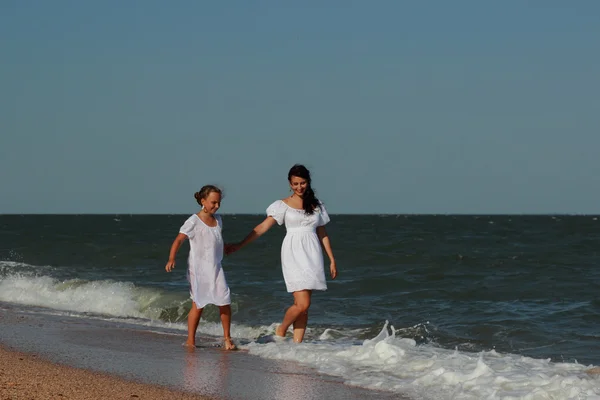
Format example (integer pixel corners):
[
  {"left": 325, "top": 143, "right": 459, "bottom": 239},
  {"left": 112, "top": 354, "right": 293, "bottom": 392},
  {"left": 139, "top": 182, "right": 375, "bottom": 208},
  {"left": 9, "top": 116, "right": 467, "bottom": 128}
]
[
  {"left": 0, "top": 346, "right": 211, "bottom": 400},
  {"left": 0, "top": 303, "right": 396, "bottom": 400}
]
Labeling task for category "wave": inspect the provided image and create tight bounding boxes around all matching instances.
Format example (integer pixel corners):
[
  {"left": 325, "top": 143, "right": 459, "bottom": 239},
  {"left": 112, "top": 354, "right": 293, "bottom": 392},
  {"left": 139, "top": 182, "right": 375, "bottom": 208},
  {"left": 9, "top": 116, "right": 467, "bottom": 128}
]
[
  {"left": 0, "top": 261, "right": 192, "bottom": 322},
  {"left": 0, "top": 274, "right": 181, "bottom": 319},
  {"left": 2, "top": 262, "right": 599, "bottom": 398},
  {"left": 0, "top": 262, "right": 291, "bottom": 342},
  {"left": 246, "top": 321, "right": 600, "bottom": 399}
]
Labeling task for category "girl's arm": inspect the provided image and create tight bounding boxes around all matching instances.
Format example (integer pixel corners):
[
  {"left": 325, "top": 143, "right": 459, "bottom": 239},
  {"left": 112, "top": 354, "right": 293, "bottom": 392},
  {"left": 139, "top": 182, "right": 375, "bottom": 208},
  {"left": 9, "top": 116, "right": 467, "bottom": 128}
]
[
  {"left": 317, "top": 226, "right": 337, "bottom": 279},
  {"left": 165, "top": 233, "right": 188, "bottom": 272},
  {"left": 230, "top": 217, "right": 278, "bottom": 252}
]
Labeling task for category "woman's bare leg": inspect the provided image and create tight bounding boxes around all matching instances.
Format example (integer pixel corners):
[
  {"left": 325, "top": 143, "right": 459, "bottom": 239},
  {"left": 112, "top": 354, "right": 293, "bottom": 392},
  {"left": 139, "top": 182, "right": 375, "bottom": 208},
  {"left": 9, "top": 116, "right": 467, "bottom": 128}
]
[
  {"left": 292, "top": 310, "right": 309, "bottom": 343},
  {"left": 276, "top": 290, "right": 312, "bottom": 343}
]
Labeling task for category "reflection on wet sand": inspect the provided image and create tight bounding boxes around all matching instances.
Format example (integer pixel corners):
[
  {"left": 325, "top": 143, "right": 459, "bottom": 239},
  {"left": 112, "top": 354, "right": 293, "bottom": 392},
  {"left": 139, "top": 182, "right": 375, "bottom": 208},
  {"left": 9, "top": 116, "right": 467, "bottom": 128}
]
[
  {"left": 183, "top": 346, "right": 232, "bottom": 395},
  {"left": 1, "top": 307, "right": 394, "bottom": 400}
]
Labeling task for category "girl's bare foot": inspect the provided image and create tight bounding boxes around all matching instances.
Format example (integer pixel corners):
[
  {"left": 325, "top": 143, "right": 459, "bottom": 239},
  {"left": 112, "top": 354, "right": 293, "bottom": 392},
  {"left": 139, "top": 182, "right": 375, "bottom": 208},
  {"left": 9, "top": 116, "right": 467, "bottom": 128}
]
[
  {"left": 183, "top": 341, "right": 196, "bottom": 348},
  {"left": 224, "top": 338, "right": 237, "bottom": 350}
]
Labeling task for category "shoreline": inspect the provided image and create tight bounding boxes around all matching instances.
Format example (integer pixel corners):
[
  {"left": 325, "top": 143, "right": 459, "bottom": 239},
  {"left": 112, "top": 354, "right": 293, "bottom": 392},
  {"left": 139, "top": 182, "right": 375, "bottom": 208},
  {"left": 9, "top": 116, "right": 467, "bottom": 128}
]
[
  {"left": 0, "top": 345, "right": 211, "bottom": 400},
  {"left": 0, "top": 304, "right": 397, "bottom": 400}
]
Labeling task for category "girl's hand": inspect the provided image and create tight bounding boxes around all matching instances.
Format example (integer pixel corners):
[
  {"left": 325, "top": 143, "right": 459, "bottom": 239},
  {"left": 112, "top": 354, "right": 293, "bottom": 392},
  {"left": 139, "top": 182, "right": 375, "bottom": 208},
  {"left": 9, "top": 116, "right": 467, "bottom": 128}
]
[
  {"left": 224, "top": 243, "right": 240, "bottom": 255},
  {"left": 165, "top": 260, "right": 176, "bottom": 272},
  {"left": 330, "top": 261, "right": 337, "bottom": 279}
]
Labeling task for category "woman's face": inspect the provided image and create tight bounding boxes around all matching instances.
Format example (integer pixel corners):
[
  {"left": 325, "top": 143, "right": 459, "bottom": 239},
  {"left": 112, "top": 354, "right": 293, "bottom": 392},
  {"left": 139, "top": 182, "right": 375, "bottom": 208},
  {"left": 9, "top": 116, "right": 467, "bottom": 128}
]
[{"left": 289, "top": 176, "right": 308, "bottom": 197}]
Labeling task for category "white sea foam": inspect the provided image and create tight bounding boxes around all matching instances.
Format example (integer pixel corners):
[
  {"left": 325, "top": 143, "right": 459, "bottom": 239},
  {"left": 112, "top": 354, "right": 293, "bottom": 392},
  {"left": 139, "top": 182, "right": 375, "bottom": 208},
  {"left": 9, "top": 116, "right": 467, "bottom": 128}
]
[
  {"left": 2, "top": 265, "right": 599, "bottom": 398},
  {"left": 0, "top": 267, "right": 278, "bottom": 341},
  {"left": 0, "top": 261, "right": 50, "bottom": 276},
  {"left": 0, "top": 274, "right": 159, "bottom": 319},
  {"left": 245, "top": 321, "right": 600, "bottom": 399}
]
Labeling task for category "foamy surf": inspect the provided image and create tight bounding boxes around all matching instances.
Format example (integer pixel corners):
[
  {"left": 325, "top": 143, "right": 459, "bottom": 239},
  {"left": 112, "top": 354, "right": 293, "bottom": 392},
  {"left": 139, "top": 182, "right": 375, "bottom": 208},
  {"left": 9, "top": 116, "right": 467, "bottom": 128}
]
[
  {"left": 0, "top": 264, "right": 279, "bottom": 340},
  {"left": 0, "top": 273, "right": 177, "bottom": 320},
  {"left": 3, "top": 262, "right": 599, "bottom": 399},
  {"left": 245, "top": 321, "right": 600, "bottom": 399}
]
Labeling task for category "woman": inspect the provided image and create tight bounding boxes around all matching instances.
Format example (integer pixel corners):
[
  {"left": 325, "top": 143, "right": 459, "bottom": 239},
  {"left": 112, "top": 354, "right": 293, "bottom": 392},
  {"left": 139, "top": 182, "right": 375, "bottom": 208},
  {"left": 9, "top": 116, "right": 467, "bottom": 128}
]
[{"left": 227, "top": 164, "right": 337, "bottom": 343}]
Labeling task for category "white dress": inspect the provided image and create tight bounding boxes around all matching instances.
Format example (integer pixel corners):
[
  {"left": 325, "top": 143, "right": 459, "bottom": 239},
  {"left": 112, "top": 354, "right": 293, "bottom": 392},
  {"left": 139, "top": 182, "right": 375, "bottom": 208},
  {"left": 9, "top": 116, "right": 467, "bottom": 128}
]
[
  {"left": 179, "top": 214, "right": 231, "bottom": 308},
  {"left": 267, "top": 200, "right": 331, "bottom": 293}
]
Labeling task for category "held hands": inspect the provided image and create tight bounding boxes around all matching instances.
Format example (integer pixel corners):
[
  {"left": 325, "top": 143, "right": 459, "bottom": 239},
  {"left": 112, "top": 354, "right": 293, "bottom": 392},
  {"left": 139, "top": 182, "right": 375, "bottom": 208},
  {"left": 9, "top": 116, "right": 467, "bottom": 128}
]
[
  {"left": 330, "top": 261, "right": 338, "bottom": 280},
  {"left": 165, "top": 259, "right": 176, "bottom": 272},
  {"left": 224, "top": 243, "right": 241, "bottom": 255}
]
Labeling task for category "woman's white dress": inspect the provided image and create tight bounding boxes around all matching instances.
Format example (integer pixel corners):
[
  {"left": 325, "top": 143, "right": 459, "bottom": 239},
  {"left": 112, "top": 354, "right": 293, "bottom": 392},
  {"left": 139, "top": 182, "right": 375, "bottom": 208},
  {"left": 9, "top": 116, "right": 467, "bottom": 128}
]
[
  {"left": 179, "top": 214, "right": 231, "bottom": 308},
  {"left": 267, "top": 200, "right": 331, "bottom": 293}
]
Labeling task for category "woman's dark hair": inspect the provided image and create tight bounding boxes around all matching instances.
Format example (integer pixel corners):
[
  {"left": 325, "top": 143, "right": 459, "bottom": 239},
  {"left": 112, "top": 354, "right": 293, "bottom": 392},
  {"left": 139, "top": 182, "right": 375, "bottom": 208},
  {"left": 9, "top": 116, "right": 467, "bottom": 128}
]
[
  {"left": 288, "top": 164, "right": 319, "bottom": 214},
  {"left": 194, "top": 185, "right": 222, "bottom": 206}
]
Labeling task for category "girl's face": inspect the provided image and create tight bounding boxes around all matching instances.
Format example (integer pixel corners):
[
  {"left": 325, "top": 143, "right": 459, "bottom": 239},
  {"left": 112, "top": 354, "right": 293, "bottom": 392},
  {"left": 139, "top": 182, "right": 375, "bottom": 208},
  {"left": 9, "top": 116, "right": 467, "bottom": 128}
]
[
  {"left": 201, "top": 192, "right": 221, "bottom": 215},
  {"left": 289, "top": 176, "right": 308, "bottom": 197}
]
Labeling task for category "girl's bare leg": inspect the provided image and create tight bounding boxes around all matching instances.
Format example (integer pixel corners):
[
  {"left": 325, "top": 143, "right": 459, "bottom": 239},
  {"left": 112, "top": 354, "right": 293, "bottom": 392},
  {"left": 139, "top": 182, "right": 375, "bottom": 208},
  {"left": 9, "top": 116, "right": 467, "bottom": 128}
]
[
  {"left": 276, "top": 290, "right": 312, "bottom": 343},
  {"left": 218, "top": 305, "right": 236, "bottom": 350},
  {"left": 186, "top": 302, "right": 203, "bottom": 347}
]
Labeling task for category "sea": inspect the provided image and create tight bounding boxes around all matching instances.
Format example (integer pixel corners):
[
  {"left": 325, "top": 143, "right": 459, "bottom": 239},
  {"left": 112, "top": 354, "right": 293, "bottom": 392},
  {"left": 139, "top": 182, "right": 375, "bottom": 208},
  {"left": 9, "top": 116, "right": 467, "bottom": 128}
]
[{"left": 1, "top": 214, "right": 599, "bottom": 399}]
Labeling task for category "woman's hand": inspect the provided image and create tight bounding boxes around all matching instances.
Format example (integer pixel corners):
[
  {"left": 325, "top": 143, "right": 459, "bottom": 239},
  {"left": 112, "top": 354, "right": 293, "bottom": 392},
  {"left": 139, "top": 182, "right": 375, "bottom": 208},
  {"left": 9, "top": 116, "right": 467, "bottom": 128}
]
[
  {"left": 224, "top": 243, "right": 241, "bottom": 255},
  {"left": 330, "top": 261, "right": 337, "bottom": 279},
  {"left": 165, "top": 259, "right": 176, "bottom": 272}
]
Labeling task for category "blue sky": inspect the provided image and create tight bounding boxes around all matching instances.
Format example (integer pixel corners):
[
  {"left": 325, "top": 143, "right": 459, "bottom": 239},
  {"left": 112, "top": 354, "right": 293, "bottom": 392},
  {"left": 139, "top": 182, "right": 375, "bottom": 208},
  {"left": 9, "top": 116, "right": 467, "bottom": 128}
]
[{"left": 2, "top": 1, "right": 599, "bottom": 214}]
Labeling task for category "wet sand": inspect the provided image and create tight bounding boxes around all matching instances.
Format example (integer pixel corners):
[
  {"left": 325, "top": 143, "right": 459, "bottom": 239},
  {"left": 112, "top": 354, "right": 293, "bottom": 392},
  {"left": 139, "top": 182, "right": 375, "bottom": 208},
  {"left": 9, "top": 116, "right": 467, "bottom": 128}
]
[
  {"left": 0, "top": 304, "right": 398, "bottom": 400},
  {"left": 0, "top": 346, "right": 210, "bottom": 400}
]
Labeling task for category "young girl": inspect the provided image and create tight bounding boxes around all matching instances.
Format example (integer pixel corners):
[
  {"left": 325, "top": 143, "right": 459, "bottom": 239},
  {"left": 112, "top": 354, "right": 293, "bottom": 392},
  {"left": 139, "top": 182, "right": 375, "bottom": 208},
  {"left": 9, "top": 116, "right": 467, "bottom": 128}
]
[
  {"left": 227, "top": 164, "right": 337, "bottom": 343},
  {"left": 165, "top": 185, "right": 236, "bottom": 350}
]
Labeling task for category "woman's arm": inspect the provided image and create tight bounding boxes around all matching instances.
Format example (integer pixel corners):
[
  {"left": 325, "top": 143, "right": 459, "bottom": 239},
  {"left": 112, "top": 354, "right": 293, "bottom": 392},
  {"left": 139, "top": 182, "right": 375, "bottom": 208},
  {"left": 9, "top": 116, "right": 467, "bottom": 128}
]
[
  {"left": 165, "top": 233, "right": 188, "bottom": 272},
  {"left": 228, "top": 217, "right": 278, "bottom": 253},
  {"left": 317, "top": 226, "right": 337, "bottom": 279}
]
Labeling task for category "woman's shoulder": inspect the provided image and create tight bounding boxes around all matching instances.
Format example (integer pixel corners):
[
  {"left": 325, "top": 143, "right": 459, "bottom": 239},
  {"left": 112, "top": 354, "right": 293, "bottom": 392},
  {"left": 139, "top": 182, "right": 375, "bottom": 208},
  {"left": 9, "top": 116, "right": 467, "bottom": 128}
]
[
  {"left": 317, "top": 200, "right": 329, "bottom": 214},
  {"left": 267, "top": 200, "right": 288, "bottom": 222},
  {"left": 269, "top": 199, "right": 286, "bottom": 208}
]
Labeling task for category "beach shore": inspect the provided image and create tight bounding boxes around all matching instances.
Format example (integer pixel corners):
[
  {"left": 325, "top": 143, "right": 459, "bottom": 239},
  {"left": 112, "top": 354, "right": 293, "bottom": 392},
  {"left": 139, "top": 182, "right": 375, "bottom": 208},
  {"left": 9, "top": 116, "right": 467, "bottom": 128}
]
[
  {"left": 0, "top": 303, "right": 396, "bottom": 400},
  {"left": 0, "top": 346, "right": 210, "bottom": 400}
]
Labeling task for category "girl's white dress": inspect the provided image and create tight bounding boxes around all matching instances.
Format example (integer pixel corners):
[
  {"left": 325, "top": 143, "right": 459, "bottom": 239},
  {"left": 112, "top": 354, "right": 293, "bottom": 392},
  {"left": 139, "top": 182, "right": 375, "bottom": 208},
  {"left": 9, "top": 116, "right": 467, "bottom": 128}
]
[
  {"left": 179, "top": 214, "right": 231, "bottom": 308},
  {"left": 267, "top": 200, "right": 331, "bottom": 293}
]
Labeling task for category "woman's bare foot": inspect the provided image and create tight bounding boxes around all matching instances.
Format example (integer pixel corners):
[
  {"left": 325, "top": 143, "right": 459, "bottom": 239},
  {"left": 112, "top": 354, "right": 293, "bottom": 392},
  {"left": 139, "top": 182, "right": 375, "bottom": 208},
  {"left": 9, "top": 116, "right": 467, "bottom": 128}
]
[
  {"left": 275, "top": 325, "right": 286, "bottom": 338},
  {"left": 224, "top": 338, "right": 237, "bottom": 350},
  {"left": 183, "top": 341, "right": 196, "bottom": 348},
  {"left": 587, "top": 367, "right": 600, "bottom": 375}
]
